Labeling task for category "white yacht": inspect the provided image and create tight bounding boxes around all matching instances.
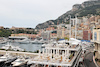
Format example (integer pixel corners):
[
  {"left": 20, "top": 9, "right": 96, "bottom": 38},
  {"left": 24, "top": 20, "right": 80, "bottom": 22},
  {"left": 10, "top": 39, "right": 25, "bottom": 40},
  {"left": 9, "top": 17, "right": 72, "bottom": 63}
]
[
  {"left": 1, "top": 43, "right": 24, "bottom": 51},
  {"left": 0, "top": 37, "right": 7, "bottom": 44},
  {"left": 0, "top": 53, "right": 16, "bottom": 63},
  {"left": 30, "top": 39, "right": 38, "bottom": 44},
  {"left": 8, "top": 36, "right": 30, "bottom": 44},
  {"left": 0, "top": 55, "right": 9, "bottom": 63},
  {"left": 12, "top": 58, "right": 28, "bottom": 67},
  {"left": 29, "top": 38, "right": 82, "bottom": 67},
  {"left": 37, "top": 38, "right": 45, "bottom": 44},
  {"left": 41, "top": 44, "right": 47, "bottom": 48},
  {"left": 30, "top": 37, "right": 45, "bottom": 44}
]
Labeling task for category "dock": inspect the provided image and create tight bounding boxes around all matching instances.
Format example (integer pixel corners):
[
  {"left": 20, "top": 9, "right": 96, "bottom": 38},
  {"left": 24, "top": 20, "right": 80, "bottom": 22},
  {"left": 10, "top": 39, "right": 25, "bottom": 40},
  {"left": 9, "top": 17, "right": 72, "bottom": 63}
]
[{"left": 0, "top": 50, "right": 38, "bottom": 58}]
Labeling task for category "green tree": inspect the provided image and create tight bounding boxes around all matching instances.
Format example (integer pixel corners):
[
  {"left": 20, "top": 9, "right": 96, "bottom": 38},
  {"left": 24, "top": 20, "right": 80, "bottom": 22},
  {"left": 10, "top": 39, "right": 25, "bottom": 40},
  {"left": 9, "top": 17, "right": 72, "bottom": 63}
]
[
  {"left": 64, "top": 37, "right": 69, "bottom": 40},
  {"left": 56, "top": 37, "right": 60, "bottom": 41},
  {"left": 0, "top": 29, "right": 12, "bottom": 37}
]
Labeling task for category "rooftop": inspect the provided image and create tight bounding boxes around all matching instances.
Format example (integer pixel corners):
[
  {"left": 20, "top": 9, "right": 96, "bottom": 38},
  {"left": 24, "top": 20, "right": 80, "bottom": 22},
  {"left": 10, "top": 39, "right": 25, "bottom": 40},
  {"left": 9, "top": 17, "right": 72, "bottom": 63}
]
[{"left": 29, "top": 39, "right": 82, "bottom": 66}]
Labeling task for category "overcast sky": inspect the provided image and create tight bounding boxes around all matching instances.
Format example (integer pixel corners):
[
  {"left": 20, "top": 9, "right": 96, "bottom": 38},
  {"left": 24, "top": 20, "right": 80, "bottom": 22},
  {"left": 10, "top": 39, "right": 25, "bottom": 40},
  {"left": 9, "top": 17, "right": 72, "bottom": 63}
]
[{"left": 0, "top": 0, "right": 88, "bottom": 28}]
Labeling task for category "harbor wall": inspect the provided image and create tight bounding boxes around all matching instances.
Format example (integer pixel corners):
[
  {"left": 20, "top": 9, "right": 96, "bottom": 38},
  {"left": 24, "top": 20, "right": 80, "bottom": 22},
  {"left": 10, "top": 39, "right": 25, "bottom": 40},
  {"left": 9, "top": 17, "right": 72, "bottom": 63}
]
[{"left": 0, "top": 50, "right": 39, "bottom": 58}]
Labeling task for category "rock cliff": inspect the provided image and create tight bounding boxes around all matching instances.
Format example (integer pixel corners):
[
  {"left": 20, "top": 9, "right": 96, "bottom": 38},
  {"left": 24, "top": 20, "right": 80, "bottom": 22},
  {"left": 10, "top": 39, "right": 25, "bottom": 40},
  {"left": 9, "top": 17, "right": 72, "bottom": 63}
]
[{"left": 35, "top": 0, "right": 100, "bottom": 29}]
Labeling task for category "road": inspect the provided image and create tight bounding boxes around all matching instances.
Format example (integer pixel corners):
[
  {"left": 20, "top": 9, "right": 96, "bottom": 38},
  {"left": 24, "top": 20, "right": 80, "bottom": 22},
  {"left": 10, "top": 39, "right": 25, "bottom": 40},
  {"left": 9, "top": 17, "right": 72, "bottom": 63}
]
[{"left": 83, "top": 52, "right": 96, "bottom": 67}]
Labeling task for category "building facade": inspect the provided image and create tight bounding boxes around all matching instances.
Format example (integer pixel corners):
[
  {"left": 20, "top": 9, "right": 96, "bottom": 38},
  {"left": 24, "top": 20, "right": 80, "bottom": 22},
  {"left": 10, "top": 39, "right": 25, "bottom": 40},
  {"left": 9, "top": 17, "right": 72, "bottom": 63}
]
[
  {"left": 83, "top": 30, "right": 92, "bottom": 40},
  {"left": 92, "top": 28, "right": 100, "bottom": 60},
  {"left": 57, "top": 26, "right": 65, "bottom": 38},
  {"left": 11, "top": 33, "right": 40, "bottom": 39},
  {"left": 71, "top": 18, "right": 82, "bottom": 26},
  {"left": 41, "top": 31, "right": 51, "bottom": 40}
]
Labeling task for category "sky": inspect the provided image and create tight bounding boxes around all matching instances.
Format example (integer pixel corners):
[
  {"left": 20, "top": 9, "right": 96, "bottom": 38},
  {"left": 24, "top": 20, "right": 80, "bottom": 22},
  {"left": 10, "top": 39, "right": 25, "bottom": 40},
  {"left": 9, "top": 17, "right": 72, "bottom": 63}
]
[{"left": 0, "top": 0, "right": 88, "bottom": 28}]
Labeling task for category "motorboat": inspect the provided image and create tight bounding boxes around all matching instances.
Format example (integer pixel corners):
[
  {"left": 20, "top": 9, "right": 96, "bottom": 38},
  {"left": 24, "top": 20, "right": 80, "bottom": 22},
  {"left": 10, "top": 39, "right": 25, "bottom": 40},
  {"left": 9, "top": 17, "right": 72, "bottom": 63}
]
[
  {"left": 41, "top": 44, "right": 46, "bottom": 48},
  {"left": 0, "top": 55, "right": 8, "bottom": 63},
  {"left": 1, "top": 43, "right": 13, "bottom": 50},
  {"left": 12, "top": 58, "right": 28, "bottom": 67},
  {"left": 30, "top": 39, "right": 38, "bottom": 44},
  {"left": 37, "top": 38, "right": 45, "bottom": 44},
  {"left": 1, "top": 43, "right": 24, "bottom": 51},
  {"left": 0, "top": 37, "right": 7, "bottom": 44},
  {"left": 5, "top": 57, "right": 17, "bottom": 66},
  {"left": 0, "top": 53, "right": 17, "bottom": 66},
  {"left": 30, "top": 37, "right": 45, "bottom": 44},
  {"left": 8, "top": 36, "right": 30, "bottom": 44}
]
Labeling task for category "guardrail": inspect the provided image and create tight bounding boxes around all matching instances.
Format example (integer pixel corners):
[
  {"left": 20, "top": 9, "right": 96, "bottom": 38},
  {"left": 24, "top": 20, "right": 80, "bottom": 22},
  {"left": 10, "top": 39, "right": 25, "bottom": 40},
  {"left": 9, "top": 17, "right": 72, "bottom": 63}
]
[{"left": 93, "top": 56, "right": 99, "bottom": 67}]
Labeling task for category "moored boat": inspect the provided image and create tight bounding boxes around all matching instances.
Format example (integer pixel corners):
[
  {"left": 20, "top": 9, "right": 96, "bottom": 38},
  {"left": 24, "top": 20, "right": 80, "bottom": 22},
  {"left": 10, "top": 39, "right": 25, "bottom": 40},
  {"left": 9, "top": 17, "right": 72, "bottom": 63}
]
[
  {"left": 0, "top": 53, "right": 17, "bottom": 66},
  {"left": 8, "top": 36, "right": 30, "bottom": 44},
  {"left": 11, "top": 58, "right": 28, "bottom": 67},
  {"left": 0, "top": 37, "right": 7, "bottom": 44},
  {"left": 1, "top": 42, "right": 24, "bottom": 51}
]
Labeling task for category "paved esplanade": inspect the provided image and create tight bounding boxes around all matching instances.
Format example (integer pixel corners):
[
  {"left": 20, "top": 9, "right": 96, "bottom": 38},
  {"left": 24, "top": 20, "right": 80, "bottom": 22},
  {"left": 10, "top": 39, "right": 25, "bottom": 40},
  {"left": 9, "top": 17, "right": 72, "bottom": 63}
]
[{"left": 84, "top": 52, "right": 96, "bottom": 67}]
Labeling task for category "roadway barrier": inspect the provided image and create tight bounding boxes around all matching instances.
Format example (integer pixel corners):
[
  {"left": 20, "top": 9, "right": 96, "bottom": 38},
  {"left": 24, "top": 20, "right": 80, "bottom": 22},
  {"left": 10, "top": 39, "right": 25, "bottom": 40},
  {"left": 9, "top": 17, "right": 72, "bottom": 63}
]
[{"left": 93, "top": 56, "right": 99, "bottom": 67}]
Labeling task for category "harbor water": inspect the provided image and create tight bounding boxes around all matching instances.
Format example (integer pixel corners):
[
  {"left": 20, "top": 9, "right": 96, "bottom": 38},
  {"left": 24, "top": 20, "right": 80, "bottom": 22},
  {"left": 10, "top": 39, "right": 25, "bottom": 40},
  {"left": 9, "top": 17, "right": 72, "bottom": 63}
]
[
  {"left": 0, "top": 42, "right": 43, "bottom": 67},
  {"left": 0, "top": 42, "right": 42, "bottom": 52}
]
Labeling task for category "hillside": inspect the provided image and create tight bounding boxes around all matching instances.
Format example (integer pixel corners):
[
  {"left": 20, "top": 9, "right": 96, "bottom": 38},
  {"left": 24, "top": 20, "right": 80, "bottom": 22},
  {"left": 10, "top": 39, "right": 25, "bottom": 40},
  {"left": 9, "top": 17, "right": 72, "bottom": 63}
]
[{"left": 35, "top": 0, "right": 100, "bottom": 29}]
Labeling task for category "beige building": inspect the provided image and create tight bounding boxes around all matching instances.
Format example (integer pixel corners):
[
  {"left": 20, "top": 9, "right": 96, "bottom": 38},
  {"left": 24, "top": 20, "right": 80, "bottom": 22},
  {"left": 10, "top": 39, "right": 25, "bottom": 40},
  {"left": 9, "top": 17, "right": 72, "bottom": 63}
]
[
  {"left": 57, "top": 26, "right": 66, "bottom": 39},
  {"left": 92, "top": 28, "right": 100, "bottom": 59},
  {"left": 50, "top": 30, "right": 57, "bottom": 39},
  {"left": 11, "top": 33, "right": 40, "bottom": 39}
]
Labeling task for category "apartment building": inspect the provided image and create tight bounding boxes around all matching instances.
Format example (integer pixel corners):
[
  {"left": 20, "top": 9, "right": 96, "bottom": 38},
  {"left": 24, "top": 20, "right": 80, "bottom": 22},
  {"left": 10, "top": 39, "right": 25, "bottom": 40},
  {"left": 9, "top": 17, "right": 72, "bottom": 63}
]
[
  {"left": 92, "top": 27, "right": 100, "bottom": 59},
  {"left": 83, "top": 30, "right": 92, "bottom": 40},
  {"left": 57, "top": 26, "right": 65, "bottom": 39}
]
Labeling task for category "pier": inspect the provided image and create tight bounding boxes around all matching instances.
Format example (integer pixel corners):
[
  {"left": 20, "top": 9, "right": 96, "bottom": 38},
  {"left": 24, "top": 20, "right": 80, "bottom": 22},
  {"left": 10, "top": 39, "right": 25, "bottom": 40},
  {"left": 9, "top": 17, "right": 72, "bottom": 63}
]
[{"left": 0, "top": 50, "right": 38, "bottom": 58}]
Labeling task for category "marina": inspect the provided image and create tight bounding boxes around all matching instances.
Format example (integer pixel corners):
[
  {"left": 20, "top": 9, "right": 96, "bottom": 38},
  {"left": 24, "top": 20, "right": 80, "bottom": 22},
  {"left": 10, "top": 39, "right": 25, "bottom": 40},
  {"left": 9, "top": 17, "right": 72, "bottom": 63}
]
[
  {"left": 0, "top": 38, "right": 93, "bottom": 67},
  {"left": 0, "top": 50, "right": 39, "bottom": 67},
  {"left": 0, "top": 42, "right": 42, "bottom": 52},
  {"left": 0, "top": 0, "right": 99, "bottom": 66}
]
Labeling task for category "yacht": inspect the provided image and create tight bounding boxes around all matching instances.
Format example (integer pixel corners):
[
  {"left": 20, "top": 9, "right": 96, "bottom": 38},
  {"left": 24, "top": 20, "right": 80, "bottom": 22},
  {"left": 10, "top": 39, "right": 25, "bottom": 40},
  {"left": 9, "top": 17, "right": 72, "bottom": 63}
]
[
  {"left": 37, "top": 37, "right": 45, "bottom": 44},
  {"left": 41, "top": 44, "right": 47, "bottom": 48},
  {"left": 0, "top": 37, "right": 7, "bottom": 44},
  {"left": 0, "top": 54, "right": 9, "bottom": 63},
  {"left": 5, "top": 57, "right": 17, "bottom": 66},
  {"left": 1, "top": 43, "right": 24, "bottom": 51},
  {"left": 29, "top": 38, "right": 82, "bottom": 67},
  {"left": 0, "top": 53, "right": 17, "bottom": 66},
  {"left": 8, "top": 36, "right": 30, "bottom": 44},
  {"left": 30, "top": 39, "right": 38, "bottom": 44},
  {"left": 11, "top": 58, "right": 28, "bottom": 67},
  {"left": 30, "top": 37, "right": 45, "bottom": 44}
]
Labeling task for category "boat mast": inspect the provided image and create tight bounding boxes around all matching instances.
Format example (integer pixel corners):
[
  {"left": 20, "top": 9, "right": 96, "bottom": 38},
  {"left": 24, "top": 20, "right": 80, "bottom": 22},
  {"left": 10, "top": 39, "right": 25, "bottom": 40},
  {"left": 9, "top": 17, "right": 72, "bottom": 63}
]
[{"left": 75, "top": 15, "right": 77, "bottom": 39}]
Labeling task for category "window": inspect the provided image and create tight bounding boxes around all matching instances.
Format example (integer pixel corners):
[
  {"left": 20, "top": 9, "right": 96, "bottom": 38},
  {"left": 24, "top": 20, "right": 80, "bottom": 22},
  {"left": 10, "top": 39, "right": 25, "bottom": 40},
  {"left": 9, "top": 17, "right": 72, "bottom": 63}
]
[{"left": 94, "top": 32, "right": 97, "bottom": 40}]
